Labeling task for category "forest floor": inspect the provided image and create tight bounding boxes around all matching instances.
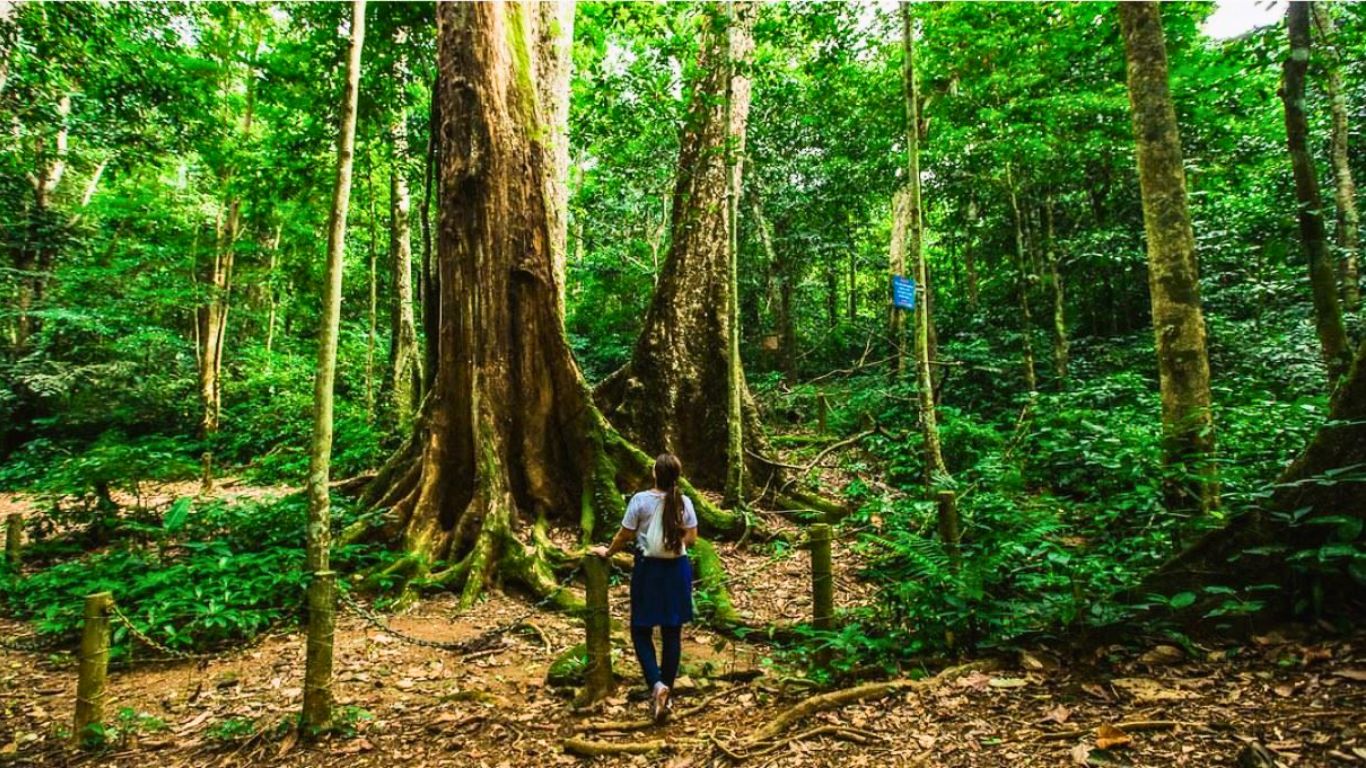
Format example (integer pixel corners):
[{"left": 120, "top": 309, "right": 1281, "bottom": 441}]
[{"left": 2, "top": 484, "right": 1364, "bottom": 767}]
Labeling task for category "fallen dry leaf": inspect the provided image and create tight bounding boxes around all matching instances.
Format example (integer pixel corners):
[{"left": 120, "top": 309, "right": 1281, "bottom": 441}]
[
  {"left": 276, "top": 728, "right": 298, "bottom": 758},
  {"left": 1332, "top": 669, "right": 1366, "bottom": 682},
  {"left": 1139, "top": 645, "right": 1185, "bottom": 666},
  {"left": 1096, "top": 724, "right": 1132, "bottom": 750},
  {"left": 1111, "top": 677, "right": 1195, "bottom": 703},
  {"left": 1041, "top": 704, "right": 1072, "bottom": 725}
]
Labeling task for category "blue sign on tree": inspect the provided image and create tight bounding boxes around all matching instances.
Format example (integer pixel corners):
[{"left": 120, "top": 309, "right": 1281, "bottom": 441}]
[{"left": 892, "top": 275, "right": 916, "bottom": 310}]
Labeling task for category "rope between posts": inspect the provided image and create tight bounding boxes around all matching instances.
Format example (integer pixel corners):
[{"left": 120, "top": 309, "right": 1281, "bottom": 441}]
[{"left": 336, "top": 562, "right": 582, "bottom": 654}]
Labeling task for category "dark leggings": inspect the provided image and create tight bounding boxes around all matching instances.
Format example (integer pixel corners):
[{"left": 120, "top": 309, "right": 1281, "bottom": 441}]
[{"left": 630, "top": 624, "right": 682, "bottom": 689}]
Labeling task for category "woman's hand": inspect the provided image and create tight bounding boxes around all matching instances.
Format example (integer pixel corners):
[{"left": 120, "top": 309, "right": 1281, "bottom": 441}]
[{"left": 588, "top": 545, "right": 610, "bottom": 559}]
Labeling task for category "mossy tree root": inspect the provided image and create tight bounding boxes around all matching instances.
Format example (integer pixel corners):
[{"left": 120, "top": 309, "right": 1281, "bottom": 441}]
[{"left": 691, "top": 538, "right": 742, "bottom": 627}]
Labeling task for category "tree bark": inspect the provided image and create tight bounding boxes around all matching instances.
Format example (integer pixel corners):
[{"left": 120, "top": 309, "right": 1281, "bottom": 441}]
[
  {"left": 889, "top": 187, "right": 912, "bottom": 379},
  {"left": 903, "top": 4, "right": 948, "bottom": 490},
  {"left": 594, "top": 3, "right": 768, "bottom": 493},
  {"left": 357, "top": 2, "right": 743, "bottom": 605},
  {"left": 1282, "top": 1, "right": 1352, "bottom": 385},
  {"left": 1311, "top": 4, "right": 1360, "bottom": 314},
  {"left": 536, "top": 0, "right": 575, "bottom": 310},
  {"left": 390, "top": 112, "right": 422, "bottom": 429},
  {"left": 302, "top": 0, "right": 365, "bottom": 732},
  {"left": 1119, "top": 1, "right": 1219, "bottom": 519}
]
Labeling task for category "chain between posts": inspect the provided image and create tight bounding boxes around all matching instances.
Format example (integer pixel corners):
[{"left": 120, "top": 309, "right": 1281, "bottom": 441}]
[
  {"left": 107, "top": 601, "right": 298, "bottom": 666},
  {"left": 337, "top": 562, "right": 583, "bottom": 654},
  {"left": 0, "top": 632, "right": 66, "bottom": 653}
]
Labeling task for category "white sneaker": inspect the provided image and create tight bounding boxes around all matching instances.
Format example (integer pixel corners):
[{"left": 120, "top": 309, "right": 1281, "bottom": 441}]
[{"left": 652, "top": 683, "right": 670, "bottom": 724}]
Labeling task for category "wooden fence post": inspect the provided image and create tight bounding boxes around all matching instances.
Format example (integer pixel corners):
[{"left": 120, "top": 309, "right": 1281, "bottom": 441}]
[
  {"left": 810, "top": 523, "right": 834, "bottom": 667},
  {"left": 579, "top": 555, "right": 614, "bottom": 705},
  {"left": 5, "top": 514, "right": 20, "bottom": 567},
  {"left": 302, "top": 570, "right": 337, "bottom": 732},
  {"left": 936, "top": 490, "right": 961, "bottom": 572},
  {"left": 73, "top": 591, "right": 113, "bottom": 746}
]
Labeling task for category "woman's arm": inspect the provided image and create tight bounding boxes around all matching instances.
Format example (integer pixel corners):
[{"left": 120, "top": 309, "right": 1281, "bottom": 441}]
[
  {"left": 683, "top": 526, "right": 699, "bottom": 547},
  {"left": 590, "top": 526, "right": 636, "bottom": 558}
]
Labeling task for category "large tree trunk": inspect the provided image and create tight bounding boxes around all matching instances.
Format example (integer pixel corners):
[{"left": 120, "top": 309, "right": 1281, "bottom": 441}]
[
  {"left": 1312, "top": 4, "right": 1360, "bottom": 314},
  {"left": 1282, "top": 1, "right": 1352, "bottom": 386},
  {"left": 903, "top": 5, "right": 948, "bottom": 491},
  {"left": 1119, "top": 1, "right": 1219, "bottom": 519},
  {"left": 536, "top": 0, "right": 574, "bottom": 310},
  {"left": 302, "top": 0, "right": 365, "bottom": 731},
  {"left": 357, "top": 2, "right": 743, "bottom": 607},
  {"left": 594, "top": 4, "right": 767, "bottom": 493},
  {"left": 389, "top": 118, "right": 422, "bottom": 429}
]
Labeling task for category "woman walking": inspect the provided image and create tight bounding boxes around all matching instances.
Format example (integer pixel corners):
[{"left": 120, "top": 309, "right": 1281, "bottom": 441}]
[{"left": 591, "top": 453, "right": 698, "bottom": 723}]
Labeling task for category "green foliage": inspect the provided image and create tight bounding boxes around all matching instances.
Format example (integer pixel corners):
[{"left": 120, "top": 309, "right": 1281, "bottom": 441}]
[
  {"left": 207, "top": 717, "right": 257, "bottom": 744},
  {"left": 0, "top": 493, "right": 387, "bottom": 653}
]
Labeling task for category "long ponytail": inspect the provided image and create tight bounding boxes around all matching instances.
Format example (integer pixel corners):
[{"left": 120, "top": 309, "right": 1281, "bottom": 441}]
[{"left": 654, "top": 453, "right": 685, "bottom": 554}]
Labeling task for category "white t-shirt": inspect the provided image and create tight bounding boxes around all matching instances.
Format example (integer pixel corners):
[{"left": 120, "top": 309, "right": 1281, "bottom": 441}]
[{"left": 622, "top": 490, "right": 698, "bottom": 558}]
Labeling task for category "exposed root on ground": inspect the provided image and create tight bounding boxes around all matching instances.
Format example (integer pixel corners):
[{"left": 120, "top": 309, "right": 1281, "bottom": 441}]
[{"left": 743, "top": 660, "right": 999, "bottom": 744}]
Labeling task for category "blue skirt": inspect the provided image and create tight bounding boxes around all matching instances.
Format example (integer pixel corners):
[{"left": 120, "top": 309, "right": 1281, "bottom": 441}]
[{"left": 630, "top": 555, "right": 694, "bottom": 628}]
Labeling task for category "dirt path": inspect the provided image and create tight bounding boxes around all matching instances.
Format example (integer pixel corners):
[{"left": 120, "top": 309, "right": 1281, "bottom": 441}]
[
  {"left": 4, "top": 592, "right": 1363, "bottom": 768},
  {"left": 2, "top": 487, "right": 1363, "bottom": 766}
]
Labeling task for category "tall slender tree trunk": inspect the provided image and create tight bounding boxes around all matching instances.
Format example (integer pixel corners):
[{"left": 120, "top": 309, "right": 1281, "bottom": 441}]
[
  {"left": 198, "top": 35, "right": 257, "bottom": 486},
  {"left": 964, "top": 197, "right": 980, "bottom": 311},
  {"left": 594, "top": 3, "right": 767, "bottom": 493},
  {"left": 1044, "top": 196, "right": 1068, "bottom": 384},
  {"left": 14, "top": 93, "right": 70, "bottom": 353},
  {"left": 825, "top": 265, "right": 838, "bottom": 329},
  {"left": 889, "top": 187, "right": 912, "bottom": 379},
  {"left": 903, "top": 4, "right": 948, "bottom": 491},
  {"left": 364, "top": 157, "right": 380, "bottom": 422},
  {"left": 354, "top": 1, "right": 745, "bottom": 606},
  {"left": 1312, "top": 4, "right": 1360, "bottom": 313},
  {"left": 263, "top": 223, "right": 282, "bottom": 367},
  {"left": 1282, "top": 1, "right": 1351, "bottom": 385},
  {"left": 847, "top": 224, "right": 857, "bottom": 322},
  {"left": 302, "top": 0, "right": 364, "bottom": 732},
  {"left": 1119, "top": 1, "right": 1219, "bottom": 519},
  {"left": 1006, "top": 165, "right": 1038, "bottom": 393},
  {"left": 389, "top": 111, "right": 422, "bottom": 428},
  {"left": 751, "top": 191, "right": 795, "bottom": 381},
  {"left": 722, "top": 10, "right": 747, "bottom": 506}
]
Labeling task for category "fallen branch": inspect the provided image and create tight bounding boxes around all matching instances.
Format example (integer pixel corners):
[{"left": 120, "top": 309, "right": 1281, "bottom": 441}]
[
  {"left": 1031, "top": 720, "right": 1188, "bottom": 742},
  {"left": 563, "top": 737, "right": 696, "bottom": 756},
  {"left": 747, "top": 659, "right": 999, "bottom": 744},
  {"left": 726, "top": 721, "right": 885, "bottom": 759}
]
